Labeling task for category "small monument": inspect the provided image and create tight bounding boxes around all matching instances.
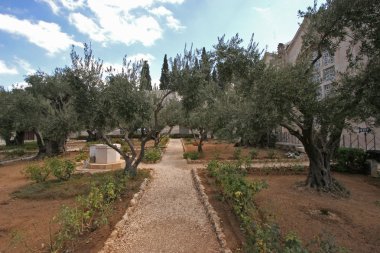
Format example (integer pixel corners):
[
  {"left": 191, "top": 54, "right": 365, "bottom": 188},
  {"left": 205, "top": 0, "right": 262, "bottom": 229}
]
[{"left": 89, "top": 144, "right": 125, "bottom": 170}]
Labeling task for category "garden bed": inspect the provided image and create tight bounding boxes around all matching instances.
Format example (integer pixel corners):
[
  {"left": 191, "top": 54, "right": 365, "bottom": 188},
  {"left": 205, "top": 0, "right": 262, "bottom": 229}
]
[
  {"left": 0, "top": 156, "right": 150, "bottom": 253},
  {"left": 199, "top": 161, "right": 380, "bottom": 252},
  {"left": 182, "top": 139, "right": 307, "bottom": 164}
]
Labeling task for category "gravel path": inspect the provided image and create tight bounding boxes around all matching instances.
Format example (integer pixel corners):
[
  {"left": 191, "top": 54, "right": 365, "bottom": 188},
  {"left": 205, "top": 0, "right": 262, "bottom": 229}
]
[{"left": 103, "top": 139, "right": 220, "bottom": 253}]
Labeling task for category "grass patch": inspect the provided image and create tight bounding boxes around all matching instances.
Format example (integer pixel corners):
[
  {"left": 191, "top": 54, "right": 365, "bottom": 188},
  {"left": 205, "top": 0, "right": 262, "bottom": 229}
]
[{"left": 13, "top": 169, "right": 150, "bottom": 200}]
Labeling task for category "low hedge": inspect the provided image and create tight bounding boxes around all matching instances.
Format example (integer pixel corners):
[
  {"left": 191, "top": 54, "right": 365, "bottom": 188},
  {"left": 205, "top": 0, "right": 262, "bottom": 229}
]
[{"left": 333, "top": 147, "right": 368, "bottom": 174}]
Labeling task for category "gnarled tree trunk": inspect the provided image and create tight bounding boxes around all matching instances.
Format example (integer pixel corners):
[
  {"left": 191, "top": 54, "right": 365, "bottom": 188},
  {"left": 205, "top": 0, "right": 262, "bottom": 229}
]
[
  {"left": 44, "top": 138, "right": 65, "bottom": 156},
  {"left": 15, "top": 131, "right": 25, "bottom": 145}
]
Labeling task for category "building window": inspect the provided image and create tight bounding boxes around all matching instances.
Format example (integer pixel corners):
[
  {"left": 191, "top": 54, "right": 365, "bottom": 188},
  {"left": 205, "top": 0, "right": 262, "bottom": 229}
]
[
  {"left": 322, "top": 50, "right": 334, "bottom": 66},
  {"left": 312, "top": 72, "right": 321, "bottom": 83},
  {"left": 323, "top": 66, "right": 335, "bottom": 82},
  {"left": 324, "top": 83, "right": 332, "bottom": 95}
]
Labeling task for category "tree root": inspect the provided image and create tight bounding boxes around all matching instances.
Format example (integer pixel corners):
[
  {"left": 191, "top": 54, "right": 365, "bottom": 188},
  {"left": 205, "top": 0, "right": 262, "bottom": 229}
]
[{"left": 296, "top": 178, "right": 350, "bottom": 198}]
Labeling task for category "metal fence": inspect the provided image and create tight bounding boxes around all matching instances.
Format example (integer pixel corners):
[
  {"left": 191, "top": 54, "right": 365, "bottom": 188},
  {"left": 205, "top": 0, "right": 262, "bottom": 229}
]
[
  {"left": 277, "top": 132, "right": 379, "bottom": 151},
  {"left": 340, "top": 133, "right": 379, "bottom": 151}
]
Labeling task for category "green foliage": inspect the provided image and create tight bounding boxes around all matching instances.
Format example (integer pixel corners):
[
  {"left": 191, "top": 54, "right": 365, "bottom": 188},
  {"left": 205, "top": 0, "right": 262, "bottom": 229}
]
[
  {"left": 183, "top": 151, "right": 200, "bottom": 160},
  {"left": 249, "top": 149, "right": 258, "bottom": 159},
  {"left": 159, "top": 54, "right": 170, "bottom": 90},
  {"left": 47, "top": 158, "right": 75, "bottom": 181},
  {"left": 233, "top": 147, "right": 242, "bottom": 160},
  {"left": 53, "top": 171, "right": 131, "bottom": 251},
  {"left": 24, "top": 164, "right": 50, "bottom": 183},
  {"left": 291, "top": 164, "right": 306, "bottom": 173},
  {"left": 159, "top": 136, "right": 170, "bottom": 147},
  {"left": 334, "top": 147, "right": 368, "bottom": 173},
  {"left": 75, "top": 150, "right": 88, "bottom": 162},
  {"left": 5, "top": 149, "right": 26, "bottom": 158},
  {"left": 267, "top": 149, "right": 278, "bottom": 159},
  {"left": 140, "top": 60, "right": 152, "bottom": 90},
  {"left": 143, "top": 148, "right": 162, "bottom": 163},
  {"left": 23, "top": 158, "right": 75, "bottom": 183}
]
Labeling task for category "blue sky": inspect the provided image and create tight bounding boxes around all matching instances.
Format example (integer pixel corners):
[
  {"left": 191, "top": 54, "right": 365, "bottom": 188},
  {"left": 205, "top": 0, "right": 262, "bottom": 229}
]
[{"left": 0, "top": 0, "right": 316, "bottom": 89}]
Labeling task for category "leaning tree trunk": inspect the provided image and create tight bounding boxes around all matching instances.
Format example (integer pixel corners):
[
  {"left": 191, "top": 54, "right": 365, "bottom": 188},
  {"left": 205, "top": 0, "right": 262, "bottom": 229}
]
[{"left": 33, "top": 129, "right": 46, "bottom": 158}]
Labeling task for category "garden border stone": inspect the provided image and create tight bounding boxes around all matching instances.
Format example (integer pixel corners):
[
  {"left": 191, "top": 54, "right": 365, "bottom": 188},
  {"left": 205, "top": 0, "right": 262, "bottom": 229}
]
[
  {"left": 191, "top": 168, "right": 232, "bottom": 253},
  {"left": 99, "top": 172, "right": 152, "bottom": 253}
]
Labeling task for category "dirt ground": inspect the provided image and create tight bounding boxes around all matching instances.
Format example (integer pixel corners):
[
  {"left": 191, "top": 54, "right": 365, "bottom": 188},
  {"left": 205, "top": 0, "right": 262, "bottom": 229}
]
[
  {"left": 0, "top": 153, "right": 144, "bottom": 253},
  {"left": 183, "top": 140, "right": 294, "bottom": 160},
  {"left": 200, "top": 168, "right": 380, "bottom": 252},
  {"left": 198, "top": 169, "right": 245, "bottom": 252},
  {"left": 250, "top": 173, "right": 380, "bottom": 252}
]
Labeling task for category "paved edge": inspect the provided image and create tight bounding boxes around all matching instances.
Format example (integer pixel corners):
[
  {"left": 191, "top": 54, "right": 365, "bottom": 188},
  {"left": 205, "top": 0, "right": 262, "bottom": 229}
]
[
  {"left": 191, "top": 168, "right": 232, "bottom": 253},
  {"left": 99, "top": 174, "right": 152, "bottom": 253}
]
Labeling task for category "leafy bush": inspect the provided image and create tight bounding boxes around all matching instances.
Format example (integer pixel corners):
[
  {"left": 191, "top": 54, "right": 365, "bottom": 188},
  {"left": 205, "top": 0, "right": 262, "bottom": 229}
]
[
  {"left": 267, "top": 149, "right": 278, "bottom": 159},
  {"left": 75, "top": 151, "right": 88, "bottom": 162},
  {"left": 159, "top": 136, "right": 170, "bottom": 147},
  {"left": 5, "top": 149, "right": 26, "bottom": 158},
  {"left": 249, "top": 149, "right": 258, "bottom": 159},
  {"left": 143, "top": 148, "right": 161, "bottom": 163},
  {"left": 47, "top": 158, "right": 75, "bottom": 181},
  {"left": 54, "top": 173, "right": 129, "bottom": 251},
  {"left": 334, "top": 147, "right": 368, "bottom": 173},
  {"left": 24, "top": 164, "right": 50, "bottom": 183},
  {"left": 233, "top": 147, "right": 242, "bottom": 160},
  {"left": 183, "top": 151, "right": 199, "bottom": 160},
  {"left": 291, "top": 164, "right": 305, "bottom": 173}
]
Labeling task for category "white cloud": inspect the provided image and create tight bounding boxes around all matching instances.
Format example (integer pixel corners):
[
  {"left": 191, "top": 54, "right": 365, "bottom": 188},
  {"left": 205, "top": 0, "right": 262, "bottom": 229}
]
[
  {"left": 150, "top": 6, "right": 172, "bottom": 16},
  {"left": 127, "top": 53, "right": 155, "bottom": 64},
  {"left": 60, "top": 0, "right": 85, "bottom": 10},
  {"left": 159, "top": 0, "right": 185, "bottom": 4},
  {"left": 0, "top": 14, "right": 81, "bottom": 55},
  {"left": 40, "top": 0, "right": 84, "bottom": 14},
  {"left": 0, "top": 60, "right": 18, "bottom": 75},
  {"left": 166, "top": 16, "right": 185, "bottom": 31},
  {"left": 64, "top": 0, "right": 186, "bottom": 47},
  {"left": 68, "top": 13, "right": 106, "bottom": 42},
  {"left": 14, "top": 57, "right": 35, "bottom": 74},
  {"left": 39, "top": 0, "right": 60, "bottom": 14}
]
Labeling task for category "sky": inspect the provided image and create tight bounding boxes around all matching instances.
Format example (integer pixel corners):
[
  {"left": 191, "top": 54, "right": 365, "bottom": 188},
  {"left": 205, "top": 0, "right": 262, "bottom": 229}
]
[{"left": 0, "top": 0, "right": 317, "bottom": 89}]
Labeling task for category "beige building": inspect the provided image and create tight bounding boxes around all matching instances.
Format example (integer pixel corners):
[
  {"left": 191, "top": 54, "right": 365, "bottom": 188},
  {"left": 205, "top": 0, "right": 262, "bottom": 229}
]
[{"left": 264, "top": 21, "right": 379, "bottom": 151}]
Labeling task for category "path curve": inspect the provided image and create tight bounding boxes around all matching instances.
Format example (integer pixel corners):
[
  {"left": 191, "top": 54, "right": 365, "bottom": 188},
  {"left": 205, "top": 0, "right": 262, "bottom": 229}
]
[{"left": 102, "top": 139, "right": 220, "bottom": 253}]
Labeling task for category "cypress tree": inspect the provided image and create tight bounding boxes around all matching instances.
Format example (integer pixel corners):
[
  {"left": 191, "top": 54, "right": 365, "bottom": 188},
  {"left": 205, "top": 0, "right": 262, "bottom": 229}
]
[
  {"left": 159, "top": 54, "right": 169, "bottom": 90},
  {"left": 140, "top": 61, "right": 152, "bottom": 90}
]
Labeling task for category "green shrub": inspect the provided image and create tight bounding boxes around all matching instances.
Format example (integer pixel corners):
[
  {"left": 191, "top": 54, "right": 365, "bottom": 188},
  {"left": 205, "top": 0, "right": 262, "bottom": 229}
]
[
  {"left": 291, "top": 164, "right": 305, "bottom": 173},
  {"left": 23, "top": 142, "right": 38, "bottom": 150},
  {"left": 24, "top": 164, "right": 50, "bottom": 183},
  {"left": 207, "top": 161, "right": 310, "bottom": 252},
  {"left": 334, "top": 147, "right": 368, "bottom": 173},
  {"left": 5, "top": 149, "right": 26, "bottom": 158},
  {"left": 54, "top": 173, "right": 129, "bottom": 251},
  {"left": 233, "top": 147, "right": 242, "bottom": 160},
  {"left": 249, "top": 149, "right": 258, "bottom": 159},
  {"left": 267, "top": 149, "right": 278, "bottom": 159},
  {"left": 183, "top": 151, "right": 199, "bottom": 160},
  {"left": 143, "top": 148, "right": 161, "bottom": 163},
  {"left": 75, "top": 151, "right": 88, "bottom": 162},
  {"left": 159, "top": 136, "right": 170, "bottom": 147},
  {"left": 47, "top": 158, "right": 75, "bottom": 181}
]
